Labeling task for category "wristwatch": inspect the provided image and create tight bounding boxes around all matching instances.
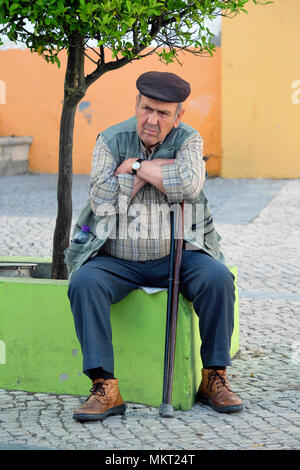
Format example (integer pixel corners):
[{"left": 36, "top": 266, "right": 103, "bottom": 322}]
[{"left": 131, "top": 158, "right": 143, "bottom": 175}]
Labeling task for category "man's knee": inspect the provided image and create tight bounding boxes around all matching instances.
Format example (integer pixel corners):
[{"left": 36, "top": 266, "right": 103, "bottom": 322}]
[
  {"left": 196, "top": 258, "right": 235, "bottom": 297},
  {"left": 209, "top": 262, "right": 235, "bottom": 290},
  {"left": 67, "top": 264, "right": 99, "bottom": 298},
  {"left": 189, "top": 259, "right": 235, "bottom": 323},
  {"left": 181, "top": 254, "right": 235, "bottom": 305}
]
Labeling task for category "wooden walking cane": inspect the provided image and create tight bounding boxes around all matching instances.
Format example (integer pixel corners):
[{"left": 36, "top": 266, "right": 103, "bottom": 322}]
[{"left": 159, "top": 201, "right": 184, "bottom": 418}]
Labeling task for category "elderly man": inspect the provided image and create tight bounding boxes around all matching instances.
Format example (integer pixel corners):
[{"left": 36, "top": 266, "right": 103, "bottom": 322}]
[{"left": 66, "top": 71, "right": 243, "bottom": 422}]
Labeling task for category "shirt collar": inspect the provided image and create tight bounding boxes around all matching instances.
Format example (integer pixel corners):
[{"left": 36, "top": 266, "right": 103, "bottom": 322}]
[{"left": 139, "top": 139, "right": 161, "bottom": 158}]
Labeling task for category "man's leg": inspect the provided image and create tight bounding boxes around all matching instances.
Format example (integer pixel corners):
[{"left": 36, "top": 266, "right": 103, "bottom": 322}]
[
  {"left": 67, "top": 255, "right": 144, "bottom": 421},
  {"left": 180, "top": 250, "right": 243, "bottom": 413},
  {"left": 68, "top": 255, "right": 144, "bottom": 377}
]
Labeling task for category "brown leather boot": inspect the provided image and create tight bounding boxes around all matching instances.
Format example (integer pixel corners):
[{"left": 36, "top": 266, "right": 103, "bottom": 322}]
[
  {"left": 73, "top": 378, "right": 126, "bottom": 422},
  {"left": 196, "top": 369, "right": 244, "bottom": 413}
]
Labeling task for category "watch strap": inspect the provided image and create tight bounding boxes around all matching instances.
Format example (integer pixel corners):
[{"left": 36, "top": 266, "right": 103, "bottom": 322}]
[{"left": 131, "top": 158, "right": 143, "bottom": 175}]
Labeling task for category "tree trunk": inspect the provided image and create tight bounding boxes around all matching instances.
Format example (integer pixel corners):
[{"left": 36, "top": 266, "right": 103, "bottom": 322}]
[
  {"left": 51, "top": 35, "right": 85, "bottom": 279},
  {"left": 51, "top": 100, "right": 76, "bottom": 279}
]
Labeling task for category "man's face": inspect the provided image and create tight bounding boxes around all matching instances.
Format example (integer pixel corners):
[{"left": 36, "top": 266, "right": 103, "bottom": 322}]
[{"left": 135, "top": 94, "right": 184, "bottom": 150}]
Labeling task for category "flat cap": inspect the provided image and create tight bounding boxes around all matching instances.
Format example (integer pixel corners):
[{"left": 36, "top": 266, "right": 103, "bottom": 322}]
[{"left": 136, "top": 71, "right": 191, "bottom": 103}]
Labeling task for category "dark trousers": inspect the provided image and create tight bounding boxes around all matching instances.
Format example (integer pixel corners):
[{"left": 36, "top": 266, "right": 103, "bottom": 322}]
[{"left": 67, "top": 250, "right": 235, "bottom": 379}]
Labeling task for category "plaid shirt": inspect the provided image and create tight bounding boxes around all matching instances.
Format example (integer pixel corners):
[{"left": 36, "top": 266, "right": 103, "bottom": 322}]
[{"left": 89, "top": 131, "right": 206, "bottom": 261}]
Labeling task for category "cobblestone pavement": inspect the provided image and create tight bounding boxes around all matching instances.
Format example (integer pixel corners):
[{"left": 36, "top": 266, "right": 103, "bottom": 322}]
[{"left": 0, "top": 174, "right": 299, "bottom": 451}]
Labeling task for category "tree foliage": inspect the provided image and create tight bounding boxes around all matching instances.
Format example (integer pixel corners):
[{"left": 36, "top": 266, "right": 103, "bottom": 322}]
[{"left": 1, "top": 0, "right": 272, "bottom": 68}]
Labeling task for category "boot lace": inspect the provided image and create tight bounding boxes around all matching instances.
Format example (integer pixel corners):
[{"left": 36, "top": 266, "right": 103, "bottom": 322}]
[
  {"left": 87, "top": 381, "right": 106, "bottom": 400},
  {"left": 207, "top": 370, "right": 232, "bottom": 393}
]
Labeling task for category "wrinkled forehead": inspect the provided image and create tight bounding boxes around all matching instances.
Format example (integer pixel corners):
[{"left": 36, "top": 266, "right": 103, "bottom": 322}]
[{"left": 137, "top": 94, "right": 178, "bottom": 115}]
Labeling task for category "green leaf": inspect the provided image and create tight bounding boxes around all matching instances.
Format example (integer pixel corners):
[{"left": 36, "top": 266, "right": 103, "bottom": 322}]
[{"left": 9, "top": 3, "right": 20, "bottom": 14}]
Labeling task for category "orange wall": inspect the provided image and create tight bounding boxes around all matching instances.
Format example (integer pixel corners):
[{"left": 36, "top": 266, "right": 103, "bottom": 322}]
[
  {"left": 221, "top": 1, "right": 300, "bottom": 178},
  {"left": 0, "top": 48, "right": 221, "bottom": 175}
]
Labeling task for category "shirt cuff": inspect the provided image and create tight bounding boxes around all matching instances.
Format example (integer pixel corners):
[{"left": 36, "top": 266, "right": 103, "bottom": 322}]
[{"left": 160, "top": 164, "right": 183, "bottom": 203}]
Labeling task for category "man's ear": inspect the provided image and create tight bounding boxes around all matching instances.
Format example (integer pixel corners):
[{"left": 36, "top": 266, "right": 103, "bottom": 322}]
[{"left": 173, "top": 108, "right": 185, "bottom": 128}]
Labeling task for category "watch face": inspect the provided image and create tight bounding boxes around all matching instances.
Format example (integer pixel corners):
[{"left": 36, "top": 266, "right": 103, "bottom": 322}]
[{"left": 132, "top": 162, "right": 141, "bottom": 170}]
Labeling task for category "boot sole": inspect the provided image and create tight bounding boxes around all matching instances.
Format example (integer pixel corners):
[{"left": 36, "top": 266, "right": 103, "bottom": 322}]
[
  {"left": 73, "top": 404, "right": 126, "bottom": 422},
  {"left": 196, "top": 395, "right": 244, "bottom": 413}
]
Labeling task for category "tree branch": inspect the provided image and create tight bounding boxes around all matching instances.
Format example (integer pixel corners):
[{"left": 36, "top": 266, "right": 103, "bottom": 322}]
[
  {"left": 100, "top": 45, "right": 105, "bottom": 65},
  {"left": 84, "top": 51, "right": 99, "bottom": 65}
]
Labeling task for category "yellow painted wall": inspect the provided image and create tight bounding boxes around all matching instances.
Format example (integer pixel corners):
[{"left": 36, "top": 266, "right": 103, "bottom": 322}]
[
  {"left": 0, "top": 48, "right": 221, "bottom": 175},
  {"left": 222, "top": 0, "right": 300, "bottom": 178}
]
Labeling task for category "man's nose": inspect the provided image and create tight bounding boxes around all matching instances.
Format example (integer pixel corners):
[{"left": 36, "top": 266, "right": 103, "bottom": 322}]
[{"left": 147, "top": 110, "right": 158, "bottom": 126}]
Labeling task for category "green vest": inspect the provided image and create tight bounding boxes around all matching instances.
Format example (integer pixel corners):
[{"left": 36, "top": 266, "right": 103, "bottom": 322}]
[{"left": 64, "top": 117, "right": 223, "bottom": 279}]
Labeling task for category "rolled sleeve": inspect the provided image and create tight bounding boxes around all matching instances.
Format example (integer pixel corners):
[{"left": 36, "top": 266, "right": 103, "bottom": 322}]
[{"left": 161, "top": 132, "right": 206, "bottom": 203}]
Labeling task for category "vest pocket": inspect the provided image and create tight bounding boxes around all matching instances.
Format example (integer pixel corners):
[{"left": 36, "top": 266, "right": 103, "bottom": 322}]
[{"left": 64, "top": 239, "right": 96, "bottom": 278}]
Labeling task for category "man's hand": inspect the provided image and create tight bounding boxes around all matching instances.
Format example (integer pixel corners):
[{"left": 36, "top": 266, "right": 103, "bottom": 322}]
[
  {"left": 114, "top": 158, "right": 137, "bottom": 176},
  {"left": 114, "top": 157, "right": 175, "bottom": 197},
  {"left": 137, "top": 159, "right": 174, "bottom": 195},
  {"left": 114, "top": 158, "right": 174, "bottom": 177}
]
